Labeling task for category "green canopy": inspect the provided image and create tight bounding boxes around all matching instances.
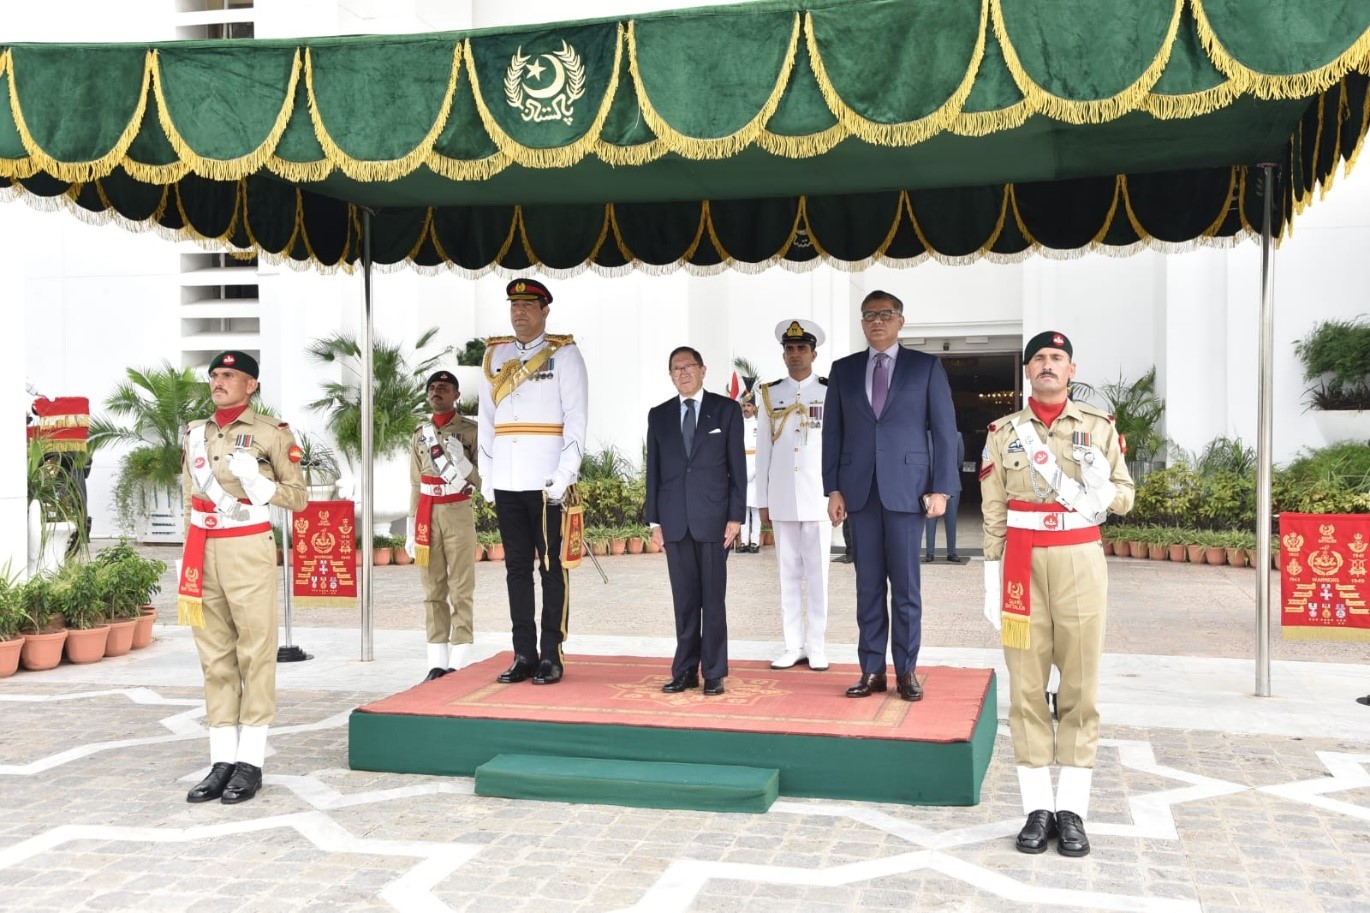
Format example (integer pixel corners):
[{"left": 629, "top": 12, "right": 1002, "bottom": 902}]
[{"left": 2, "top": 0, "right": 1368, "bottom": 273}]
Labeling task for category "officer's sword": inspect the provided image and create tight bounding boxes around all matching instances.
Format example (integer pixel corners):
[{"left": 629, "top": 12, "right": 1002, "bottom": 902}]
[
  {"left": 546, "top": 488, "right": 608, "bottom": 584},
  {"left": 584, "top": 542, "right": 609, "bottom": 584}
]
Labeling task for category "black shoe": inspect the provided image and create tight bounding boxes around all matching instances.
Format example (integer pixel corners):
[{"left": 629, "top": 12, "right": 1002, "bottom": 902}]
[
  {"left": 220, "top": 762, "right": 262, "bottom": 804},
  {"left": 532, "top": 659, "right": 563, "bottom": 685},
  {"left": 832, "top": 554, "right": 853, "bottom": 564},
  {"left": 1046, "top": 690, "right": 1058, "bottom": 721},
  {"left": 1055, "top": 810, "right": 1090, "bottom": 857},
  {"left": 946, "top": 554, "right": 968, "bottom": 564},
  {"left": 896, "top": 670, "right": 924, "bottom": 702},
  {"left": 423, "top": 667, "right": 448, "bottom": 682},
  {"left": 845, "top": 673, "right": 888, "bottom": 698},
  {"left": 749, "top": 544, "right": 761, "bottom": 553},
  {"left": 186, "top": 762, "right": 236, "bottom": 803},
  {"left": 922, "top": 554, "right": 935, "bottom": 563},
  {"left": 497, "top": 655, "right": 537, "bottom": 684},
  {"left": 661, "top": 673, "right": 700, "bottom": 693},
  {"left": 1015, "top": 810, "right": 1056, "bottom": 854},
  {"left": 703, "top": 678, "right": 725, "bottom": 695}
]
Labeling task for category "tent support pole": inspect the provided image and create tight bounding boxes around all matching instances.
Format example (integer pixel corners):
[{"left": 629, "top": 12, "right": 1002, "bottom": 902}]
[
  {"left": 360, "top": 210, "right": 375, "bottom": 662},
  {"left": 1255, "top": 163, "right": 1277, "bottom": 697}
]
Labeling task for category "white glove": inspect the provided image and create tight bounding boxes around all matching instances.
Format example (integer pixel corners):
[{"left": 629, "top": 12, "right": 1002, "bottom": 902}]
[
  {"left": 1079, "top": 444, "right": 1113, "bottom": 490},
  {"left": 228, "top": 450, "right": 278, "bottom": 506},
  {"left": 983, "top": 560, "right": 1003, "bottom": 631},
  {"left": 404, "top": 517, "right": 417, "bottom": 559},
  {"left": 444, "top": 439, "right": 474, "bottom": 482},
  {"left": 545, "top": 477, "right": 568, "bottom": 503},
  {"left": 481, "top": 484, "right": 494, "bottom": 503}
]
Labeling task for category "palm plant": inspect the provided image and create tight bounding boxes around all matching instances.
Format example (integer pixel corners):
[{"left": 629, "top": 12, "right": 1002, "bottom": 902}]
[
  {"left": 1097, "top": 366, "right": 1166, "bottom": 467},
  {"left": 305, "top": 328, "right": 448, "bottom": 462},
  {"left": 88, "top": 363, "right": 215, "bottom": 531}
]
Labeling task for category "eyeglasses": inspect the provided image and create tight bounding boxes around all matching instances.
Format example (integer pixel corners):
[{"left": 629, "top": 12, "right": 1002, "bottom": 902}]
[
  {"left": 670, "top": 363, "right": 702, "bottom": 375},
  {"left": 861, "top": 309, "right": 901, "bottom": 323}
]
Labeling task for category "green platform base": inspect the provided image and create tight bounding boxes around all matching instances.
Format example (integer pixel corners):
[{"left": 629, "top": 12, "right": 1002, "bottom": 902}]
[{"left": 475, "top": 754, "right": 780, "bottom": 813}]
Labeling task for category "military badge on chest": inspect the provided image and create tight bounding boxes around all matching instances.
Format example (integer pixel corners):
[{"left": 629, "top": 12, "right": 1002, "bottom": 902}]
[{"left": 233, "top": 434, "right": 254, "bottom": 450}]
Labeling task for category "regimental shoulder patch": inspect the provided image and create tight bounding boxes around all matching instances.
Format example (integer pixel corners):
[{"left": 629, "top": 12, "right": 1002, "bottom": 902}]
[
  {"left": 979, "top": 462, "right": 994, "bottom": 481},
  {"left": 987, "top": 422, "right": 997, "bottom": 432},
  {"left": 1119, "top": 434, "right": 1128, "bottom": 454},
  {"left": 1007, "top": 439, "right": 1025, "bottom": 453},
  {"left": 288, "top": 444, "right": 303, "bottom": 463},
  {"left": 277, "top": 421, "right": 290, "bottom": 429}
]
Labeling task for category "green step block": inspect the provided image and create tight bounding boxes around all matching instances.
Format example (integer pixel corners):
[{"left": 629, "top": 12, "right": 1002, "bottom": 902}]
[{"left": 474, "top": 753, "right": 780, "bottom": 813}]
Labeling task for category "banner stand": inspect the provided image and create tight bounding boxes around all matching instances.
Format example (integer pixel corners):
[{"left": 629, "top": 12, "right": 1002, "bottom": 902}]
[{"left": 276, "top": 505, "right": 312, "bottom": 663}]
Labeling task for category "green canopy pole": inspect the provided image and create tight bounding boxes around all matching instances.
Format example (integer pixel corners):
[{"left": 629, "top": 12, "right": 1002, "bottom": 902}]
[
  {"left": 360, "top": 209, "right": 375, "bottom": 662},
  {"left": 1255, "top": 164, "right": 1276, "bottom": 697}
]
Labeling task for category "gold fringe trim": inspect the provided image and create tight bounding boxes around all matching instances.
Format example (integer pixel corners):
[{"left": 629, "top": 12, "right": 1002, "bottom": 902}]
[
  {"left": 1001, "top": 614, "right": 1029, "bottom": 650},
  {"left": 291, "top": 596, "right": 360, "bottom": 608},
  {"left": 1192, "top": 0, "right": 1370, "bottom": 101},
  {"left": 306, "top": 44, "right": 461, "bottom": 183},
  {"left": 952, "top": 101, "right": 1032, "bottom": 139},
  {"left": 806, "top": 4, "right": 986, "bottom": 147},
  {"left": 1281, "top": 625, "right": 1370, "bottom": 643},
  {"left": 151, "top": 48, "right": 301, "bottom": 182},
  {"left": 415, "top": 544, "right": 429, "bottom": 567},
  {"left": 1143, "top": 81, "right": 1244, "bottom": 120},
  {"left": 465, "top": 24, "right": 626, "bottom": 171},
  {"left": 1344, "top": 79, "right": 1370, "bottom": 179},
  {"left": 177, "top": 596, "right": 204, "bottom": 628},
  {"left": 629, "top": 16, "right": 799, "bottom": 160},
  {"left": 756, "top": 124, "right": 846, "bottom": 159},
  {"left": 990, "top": 0, "right": 1183, "bottom": 125},
  {"left": 4, "top": 48, "right": 152, "bottom": 183}
]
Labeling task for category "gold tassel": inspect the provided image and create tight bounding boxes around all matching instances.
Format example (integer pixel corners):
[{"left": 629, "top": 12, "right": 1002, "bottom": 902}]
[
  {"left": 415, "top": 544, "right": 429, "bottom": 567},
  {"left": 178, "top": 596, "right": 204, "bottom": 628},
  {"left": 1001, "top": 614, "right": 1030, "bottom": 650}
]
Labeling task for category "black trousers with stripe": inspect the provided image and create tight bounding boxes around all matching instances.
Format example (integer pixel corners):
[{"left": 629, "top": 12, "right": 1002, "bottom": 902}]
[{"left": 494, "top": 489, "right": 567, "bottom": 664}]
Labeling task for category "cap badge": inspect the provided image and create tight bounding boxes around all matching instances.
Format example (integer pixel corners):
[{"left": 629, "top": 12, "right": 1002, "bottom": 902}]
[
  {"left": 1052, "top": 334, "right": 1064, "bottom": 347},
  {"left": 223, "top": 354, "right": 236, "bottom": 365}
]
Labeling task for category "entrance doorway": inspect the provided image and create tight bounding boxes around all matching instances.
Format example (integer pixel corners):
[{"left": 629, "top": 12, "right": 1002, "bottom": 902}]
[{"left": 939, "top": 351, "right": 1020, "bottom": 514}]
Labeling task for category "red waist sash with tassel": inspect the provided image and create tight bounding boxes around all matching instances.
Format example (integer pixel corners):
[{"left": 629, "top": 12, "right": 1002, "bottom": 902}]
[
  {"left": 415, "top": 474, "right": 471, "bottom": 567},
  {"left": 1001, "top": 500, "right": 1101, "bottom": 649},
  {"left": 177, "top": 496, "right": 272, "bottom": 628}
]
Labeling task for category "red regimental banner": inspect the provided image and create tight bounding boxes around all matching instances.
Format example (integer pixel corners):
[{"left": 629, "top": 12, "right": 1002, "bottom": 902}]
[
  {"left": 291, "top": 500, "right": 358, "bottom": 608},
  {"left": 28, "top": 396, "right": 90, "bottom": 452},
  {"left": 1279, "top": 512, "right": 1370, "bottom": 642}
]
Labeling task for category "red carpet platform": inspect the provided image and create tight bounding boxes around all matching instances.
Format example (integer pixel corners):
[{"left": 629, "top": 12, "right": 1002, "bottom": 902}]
[{"left": 350, "top": 653, "right": 997, "bottom": 806}]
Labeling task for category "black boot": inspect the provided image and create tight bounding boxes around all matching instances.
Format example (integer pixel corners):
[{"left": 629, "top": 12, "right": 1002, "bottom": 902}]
[
  {"left": 186, "top": 762, "right": 236, "bottom": 803},
  {"left": 220, "top": 762, "right": 263, "bottom": 804}
]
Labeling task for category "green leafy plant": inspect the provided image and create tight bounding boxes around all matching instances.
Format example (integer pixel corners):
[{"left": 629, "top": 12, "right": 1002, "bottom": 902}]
[
  {"left": 296, "top": 432, "right": 342, "bottom": 488},
  {"left": 27, "top": 439, "right": 89, "bottom": 556},
  {"left": 93, "top": 541, "right": 167, "bottom": 620},
  {"left": 579, "top": 446, "right": 632, "bottom": 482},
  {"left": 50, "top": 561, "right": 106, "bottom": 630},
  {"left": 1294, "top": 317, "right": 1370, "bottom": 410},
  {"left": 0, "top": 572, "right": 25, "bottom": 641},
  {"left": 1096, "top": 366, "right": 1166, "bottom": 467},
  {"left": 456, "top": 337, "right": 487, "bottom": 367},
  {"left": 18, "top": 576, "right": 56, "bottom": 634},
  {"left": 306, "top": 327, "right": 448, "bottom": 462},
  {"left": 1273, "top": 441, "right": 1370, "bottom": 514}
]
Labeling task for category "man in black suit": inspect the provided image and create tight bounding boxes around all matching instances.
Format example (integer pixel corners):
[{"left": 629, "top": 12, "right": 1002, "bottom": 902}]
[{"left": 646, "top": 346, "right": 747, "bottom": 696}]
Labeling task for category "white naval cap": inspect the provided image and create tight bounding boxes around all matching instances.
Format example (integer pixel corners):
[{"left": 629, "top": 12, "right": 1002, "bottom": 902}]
[{"left": 775, "top": 318, "right": 825, "bottom": 348}]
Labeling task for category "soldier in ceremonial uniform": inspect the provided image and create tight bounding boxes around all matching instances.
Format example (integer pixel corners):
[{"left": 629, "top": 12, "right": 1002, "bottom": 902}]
[
  {"left": 406, "top": 369, "right": 480, "bottom": 683},
  {"left": 478, "top": 278, "right": 589, "bottom": 686},
  {"left": 756, "top": 319, "right": 832, "bottom": 671},
  {"left": 981, "top": 331, "right": 1133, "bottom": 857},
  {"left": 738, "top": 391, "right": 762, "bottom": 552},
  {"left": 178, "top": 351, "right": 307, "bottom": 805}
]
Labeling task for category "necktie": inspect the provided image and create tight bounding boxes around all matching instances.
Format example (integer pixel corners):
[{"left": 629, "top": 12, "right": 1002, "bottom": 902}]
[
  {"left": 872, "top": 352, "right": 889, "bottom": 418},
  {"left": 682, "top": 398, "right": 697, "bottom": 452}
]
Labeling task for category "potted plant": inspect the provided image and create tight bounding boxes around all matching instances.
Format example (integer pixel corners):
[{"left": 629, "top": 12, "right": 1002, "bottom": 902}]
[
  {"left": 485, "top": 531, "right": 506, "bottom": 562},
  {"left": 26, "top": 437, "right": 89, "bottom": 573},
  {"left": 626, "top": 527, "right": 646, "bottom": 554},
  {"left": 1094, "top": 367, "right": 1166, "bottom": 481},
  {"left": 0, "top": 574, "right": 26, "bottom": 677},
  {"left": 1202, "top": 530, "right": 1227, "bottom": 566},
  {"left": 608, "top": 527, "right": 628, "bottom": 556},
  {"left": 87, "top": 363, "right": 215, "bottom": 542},
  {"left": 52, "top": 561, "right": 110, "bottom": 664},
  {"left": 95, "top": 541, "right": 166, "bottom": 651},
  {"left": 18, "top": 575, "right": 66, "bottom": 671},
  {"left": 373, "top": 533, "right": 394, "bottom": 566},
  {"left": 1185, "top": 534, "right": 1206, "bottom": 565},
  {"left": 392, "top": 536, "right": 414, "bottom": 565},
  {"left": 1294, "top": 317, "right": 1370, "bottom": 442},
  {"left": 297, "top": 432, "right": 342, "bottom": 500}
]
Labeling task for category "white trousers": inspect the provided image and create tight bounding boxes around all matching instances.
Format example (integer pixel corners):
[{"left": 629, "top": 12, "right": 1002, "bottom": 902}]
[
  {"left": 772, "top": 519, "right": 832, "bottom": 651},
  {"left": 740, "top": 506, "right": 762, "bottom": 545}
]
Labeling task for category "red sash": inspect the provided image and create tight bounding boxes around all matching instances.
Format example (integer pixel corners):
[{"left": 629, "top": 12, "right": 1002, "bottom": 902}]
[
  {"left": 415, "top": 475, "right": 470, "bottom": 567},
  {"left": 1002, "top": 500, "right": 1101, "bottom": 649},
  {"left": 177, "top": 496, "right": 271, "bottom": 628}
]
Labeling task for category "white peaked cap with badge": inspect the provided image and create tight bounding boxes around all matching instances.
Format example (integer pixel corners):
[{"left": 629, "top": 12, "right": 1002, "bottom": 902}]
[{"left": 774, "top": 318, "right": 825, "bottom": 348}]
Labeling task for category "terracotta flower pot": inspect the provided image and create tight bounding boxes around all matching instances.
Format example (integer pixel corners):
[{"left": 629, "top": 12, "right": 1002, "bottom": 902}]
[
  {"left": 1246, "top": 548, "right": 1261, "bottom": 569},
  {"left": 104, "top": 618, "right": 138, "bottom": 657},
  {"left": 1186, "top": 544, "right": 1206, "bottom": 564},
  {"left": 1147, "top": 543, "right": 1166, "bottom": 561},
  {"left": 21, "top": 629, "right": 67, "bottom": 671},
  {"left": 487, "top": 543, "right": 506, "bottom": 561},
  {"left": 609, "top": 538, "right": 627, "bottom": 556},
  {"left": 1205, "top": 546, "right": 1227, "bottom": 566},
  {"left": 626, "top": 537, "right": 645, "bottom": 554},
  {"left": 1167, "top": 544, "right": 1187, "bottom": 562},
  {"left": 0, "top": 636, "right": 23, "bottom": 677},
  {"left": 761, "top": 530, "right": 775, "bottom": 546},
  {"left": 1100, "top": 539, "right": 1113, "bottom": 556},
  {"left": 373, "top": 547, "right": 393, "bottom": 566},
  {"left": 392, "top": 548, "right": 413, "bottom": 565},
  {"left": 1128, "top": 541, "right": 1147, "bottom": 559},
  {"left": 131, "top": 608, "right": 157, "bottom": 649},
  {"left": 64, "top": 625, "right": 110, "bottom": 664},
  {"left": 645, "top": 538, "right": 662, "bottom": 554},
  {"left": 474, "top": 544, "right": 486, "bottom": 562},
  {"left": 1226, "top": 547, "right": 1247, "bottom": 568}
]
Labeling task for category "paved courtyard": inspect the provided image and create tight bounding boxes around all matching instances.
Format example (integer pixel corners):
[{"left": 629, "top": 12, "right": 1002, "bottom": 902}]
[{"left": 2, "top": 542, "right": 1369, "bottom": 912}]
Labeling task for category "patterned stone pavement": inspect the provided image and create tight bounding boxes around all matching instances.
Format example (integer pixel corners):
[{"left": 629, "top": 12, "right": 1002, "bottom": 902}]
[{"left": 1, "top": 543, "right": 1368, "bottom": 912}]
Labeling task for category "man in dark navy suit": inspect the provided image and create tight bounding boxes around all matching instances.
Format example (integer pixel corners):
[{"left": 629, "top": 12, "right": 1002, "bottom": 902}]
[
  {"left": 822, "top": 291, "right": 960, "bottom": 701},
  {"left": 646, "top": 346, "right": 747, "bottom": 696}
]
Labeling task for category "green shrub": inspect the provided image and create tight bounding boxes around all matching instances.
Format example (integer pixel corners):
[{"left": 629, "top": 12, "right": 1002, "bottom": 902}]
[
  {"left": 1294, "top": 317, "right": 1370, "bottom": 409},
  {"left": 1273, "top": 442, "right": 1370, "bottom": 514}
]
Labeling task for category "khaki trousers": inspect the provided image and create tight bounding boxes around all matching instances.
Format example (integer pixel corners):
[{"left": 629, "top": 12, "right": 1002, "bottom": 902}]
[
  {"left": 1002, "top": 541, "right": 1107, "bottom": 768},
  {"left": 422, "top": 499, "right": 476, "bottom": 645},
  {"left": 192, "top": 530, "right": 278, "bottom": 727}
]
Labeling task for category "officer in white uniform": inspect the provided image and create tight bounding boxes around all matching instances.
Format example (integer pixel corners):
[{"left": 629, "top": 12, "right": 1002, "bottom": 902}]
[
  {"left": 739, "top": 392, "right": 761, "bottom": 552},
  {"left": 478, "top": 278, "right": 589, "bottom": 686},
  {"left": 755, "top": 319, "right": 832, "bottom": 671}
]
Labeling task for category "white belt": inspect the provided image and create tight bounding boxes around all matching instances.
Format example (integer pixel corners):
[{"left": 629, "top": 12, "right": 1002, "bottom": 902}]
[
  {"left": 1006, "top": 509, "right": 1099, "bottom": 532},
  {"left": 421, "top": 482, "right": 471, "bottom": 497},
  {"left": 191, "top": 504, "right": 270, "bottom": 530}
]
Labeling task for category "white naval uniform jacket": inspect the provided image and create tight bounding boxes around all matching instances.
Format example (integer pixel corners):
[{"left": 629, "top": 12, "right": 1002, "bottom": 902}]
[
  {"left": 754, "top": 374, "right": 829, "bottom": 522},
  {"left": 477, "top": 333, "right": 589, "bottom": 499}
]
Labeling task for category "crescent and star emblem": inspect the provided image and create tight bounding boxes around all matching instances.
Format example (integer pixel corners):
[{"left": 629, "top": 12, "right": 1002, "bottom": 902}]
[{"left": 505, "top": 39, "right": 587, "bottom": 126}]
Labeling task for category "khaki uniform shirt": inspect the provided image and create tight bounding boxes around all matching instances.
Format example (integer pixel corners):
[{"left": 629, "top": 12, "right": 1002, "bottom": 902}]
[
  {"left": 181, "top": 407, "right": 308, "bottom": 520},
  {"left": 409, "top": 414, "right": 481, "bottom": 511},
  {"left": 981, "top": 400, "right": 1134, "bottom": 559}
]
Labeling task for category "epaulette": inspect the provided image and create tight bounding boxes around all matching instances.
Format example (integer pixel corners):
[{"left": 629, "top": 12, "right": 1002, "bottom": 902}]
[
  {"left": 765, "top": 377, "right": 784, "bottom": 388},
  {"left": 276, "top": 421, "right": 290, "bottom": 429},
  {"left": 1075, "top": 402, "right": 1114, "bottom": 421},
  {"left": 186, "top": 419, "right": 207, "bottom": 433},
  {"left": 546, "top": 333, "right": 577, "bottom": 345},
  {"left": 818, "top": 376, "right": 828, "bottom": 386},
  {"left": 486, "top": 335, "right": 515, "bottom": 346}
]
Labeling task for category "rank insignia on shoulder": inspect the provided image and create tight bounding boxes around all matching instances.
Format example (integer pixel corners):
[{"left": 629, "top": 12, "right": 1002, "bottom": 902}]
[
  {"left": 277, "top": 422, "right": 290, "bottom": 429},
  {"left": 979, "top": 462, "right": 993, "bottom": 481},
  {"left": 288, "top": 444, "right": 303, "bottom": 463}
]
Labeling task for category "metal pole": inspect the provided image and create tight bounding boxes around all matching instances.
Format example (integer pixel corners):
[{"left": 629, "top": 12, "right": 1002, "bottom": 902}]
[
  {"left": 360, "top": 210, "right": 375, "bottom": 662},
  {"left": 1255, "top": 163, "right": 1277, "bottom": 697},
  {"left": 276, "top": 504, "right": 309, "bottom": 661}
]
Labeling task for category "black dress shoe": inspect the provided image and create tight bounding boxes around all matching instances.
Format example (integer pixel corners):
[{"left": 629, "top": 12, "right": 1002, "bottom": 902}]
[
  {"left": 220, "top": 762, "right": 263, "bottom": 804},
  {"left": 1046, "top": 690, "right": 1059, "bottom": 721},
  {"left": 532, "top": 659, "right": 563, "bottom": 685},
  {"left": 497, "top": 655, "right": 537, "bottom": 683},
  {"left": 186, "top": 762, "right": 236, "bottom": 803},
  {"left": 750, "top": 544, "right": 761, "bottom": 553},
  {"left": 845, "top": 673, "right": 888, "bottom": 698},
  {"left": 1055, "top": 810, "right": 1090, "bottom": 857},
  {"left": 832, "top": 554, "right": 853, "bottom": 564},
  {"left": 661, "top": 674, "right": 700, "bottom": 693},
  {"left": 896, "top": 670, "right": 924, "bottom": 702},
  {"left": 703, "top": 678, "right": 725, "bottom": 695},
  {"left": 1015, "top": 810, "right": 1056, "bottom": 854},
  {"left": 946, "top": 554, "right": 967, "bottom": 564},
  {"left": 922, "top": 553, "right": 935, "bottom": 563},
  {"left": 423, "top": 667, "right": 448, "bottom": 682}
]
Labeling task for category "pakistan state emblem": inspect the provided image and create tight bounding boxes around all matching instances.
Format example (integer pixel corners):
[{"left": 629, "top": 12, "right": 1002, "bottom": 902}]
[{"left": 505, "top": 40, "right": 586, "bottom": 125}]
